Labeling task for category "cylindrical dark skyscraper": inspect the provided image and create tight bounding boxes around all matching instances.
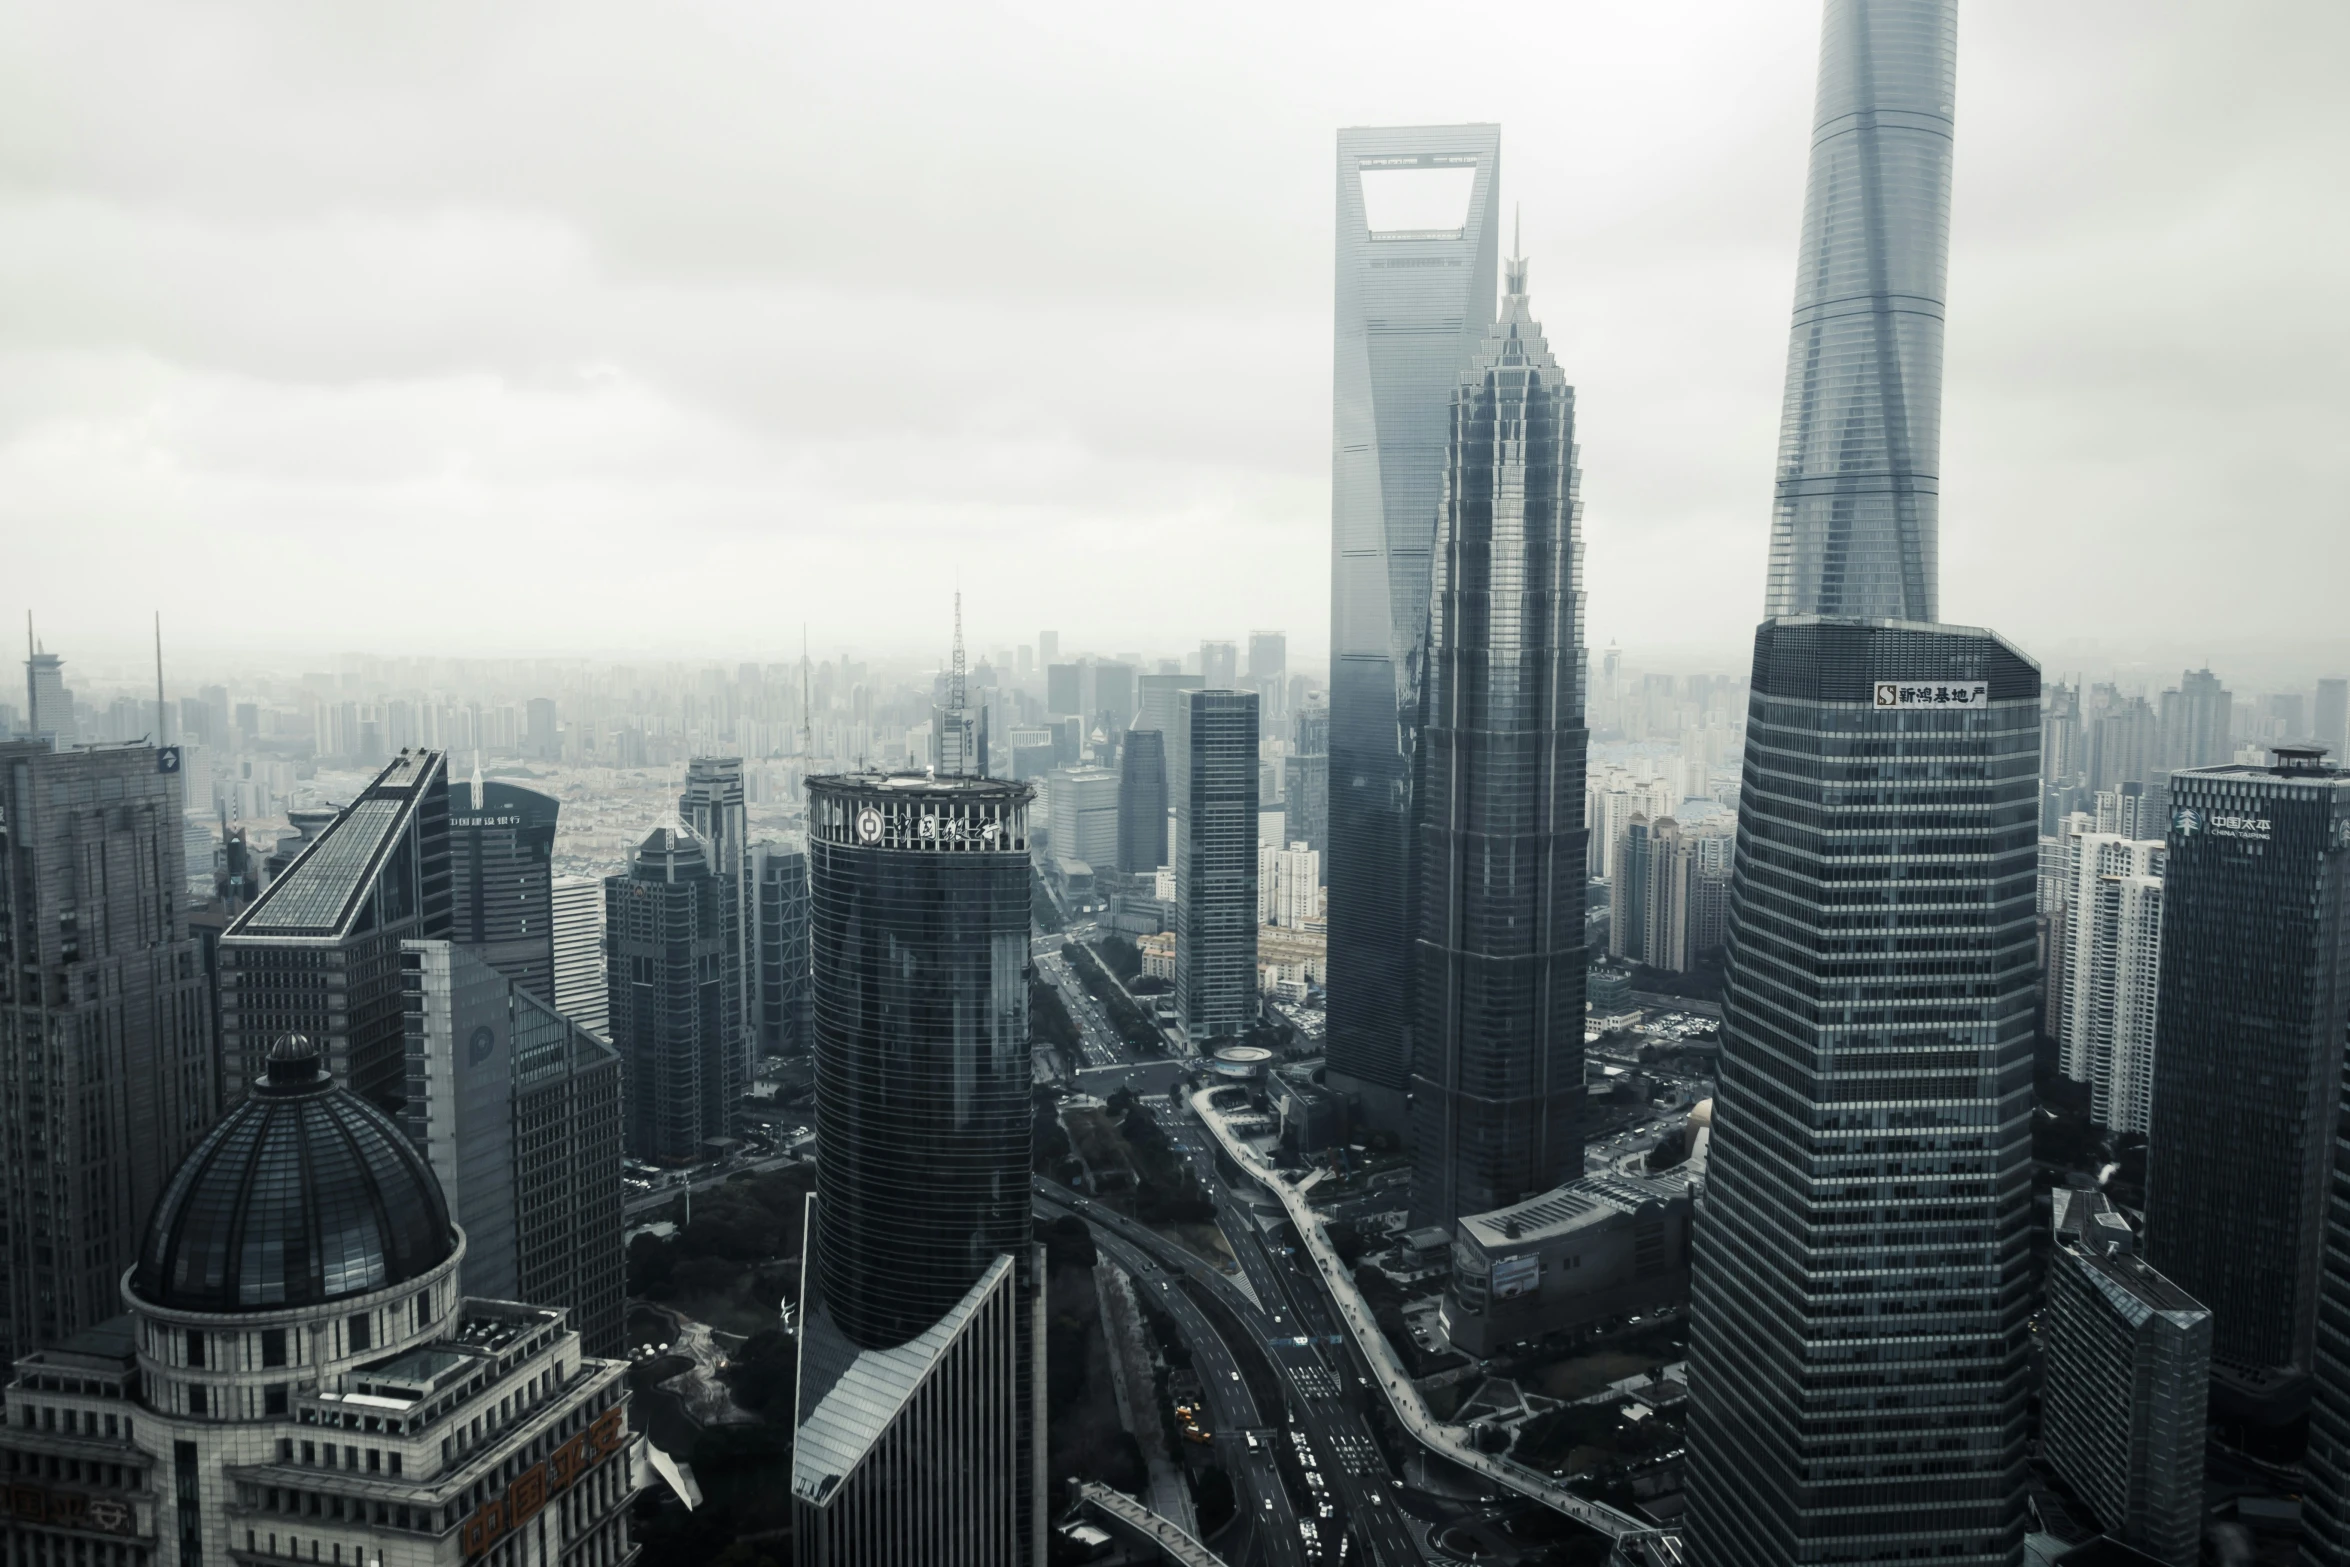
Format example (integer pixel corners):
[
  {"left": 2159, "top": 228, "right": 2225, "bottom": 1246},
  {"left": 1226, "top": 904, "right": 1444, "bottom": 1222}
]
[
  {"left": 793, "top": 772, "right": 1043, "bottom": 1567},
  {"left": 1407, "top": 246, "right": 1587, "bottom": 1230}
]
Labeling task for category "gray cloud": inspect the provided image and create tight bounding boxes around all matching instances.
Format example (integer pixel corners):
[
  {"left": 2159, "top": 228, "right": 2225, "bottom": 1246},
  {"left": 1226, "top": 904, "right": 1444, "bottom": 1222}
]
[{"left": 2, "top": 0, "right": 2344, "bottom": 677}]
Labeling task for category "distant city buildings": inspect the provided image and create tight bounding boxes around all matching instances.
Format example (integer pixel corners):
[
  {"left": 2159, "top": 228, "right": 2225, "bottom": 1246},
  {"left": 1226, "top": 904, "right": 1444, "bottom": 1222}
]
[
  {"left": 605, "top": 824, "right": 739, "bottom": 1165},
  {"left": 2055, "top": 832, "right": 2166, "bottom": 1132},
  {"left": 1283, "top": 701, "right": 1329, "bottom": 883},
  {"left": 793, "top": 773, "right": 1043, "bottom": 1563},
  {"left": 0, "top": 739, "right": 214, "bottom": 1364},
  {"left": 1117, "top": 728, "right": 1170, "bottom": 874},
  {"left": 400, "top": 939, "right": 627, "bottom": 1356},
  {"left": 1176, "top": 688, "right": 1260, "bottom": 1042},
  {"left": 748, "top": 836, "right": 811, "bottom": 1057}
]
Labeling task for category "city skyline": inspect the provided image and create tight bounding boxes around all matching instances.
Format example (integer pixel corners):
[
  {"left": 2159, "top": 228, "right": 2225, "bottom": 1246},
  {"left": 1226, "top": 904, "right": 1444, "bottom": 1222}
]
[{"left": 5, "top": 4, "right": 2346, "bottom": 666}]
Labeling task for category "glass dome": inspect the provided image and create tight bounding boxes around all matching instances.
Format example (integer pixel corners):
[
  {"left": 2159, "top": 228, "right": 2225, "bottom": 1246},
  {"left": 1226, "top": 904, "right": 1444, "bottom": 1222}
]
[{"left": 132, "top": 1036, "right": 456, "bottom": 1313}]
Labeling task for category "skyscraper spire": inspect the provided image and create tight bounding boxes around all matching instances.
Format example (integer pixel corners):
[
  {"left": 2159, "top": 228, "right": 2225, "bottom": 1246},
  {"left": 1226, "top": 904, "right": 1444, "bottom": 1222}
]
[
  {"left": 950, "top": 589, "right": 967, "bottom": 713},
  {"left": 1762, "top": 0, "right": 1955, "bottom": 624}
]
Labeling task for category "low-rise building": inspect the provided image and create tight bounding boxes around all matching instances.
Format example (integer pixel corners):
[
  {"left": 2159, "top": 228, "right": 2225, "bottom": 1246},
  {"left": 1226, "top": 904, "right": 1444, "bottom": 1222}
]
[{"left": 1442, "top": 1172, "right": 1693, "bottom": 1358}]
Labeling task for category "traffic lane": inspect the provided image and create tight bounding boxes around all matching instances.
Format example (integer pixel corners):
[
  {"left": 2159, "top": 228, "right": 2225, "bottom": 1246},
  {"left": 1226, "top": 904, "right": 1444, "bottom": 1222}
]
[{"left": 1078, "top": 1224, "right": 1300, "bottom": 1567}]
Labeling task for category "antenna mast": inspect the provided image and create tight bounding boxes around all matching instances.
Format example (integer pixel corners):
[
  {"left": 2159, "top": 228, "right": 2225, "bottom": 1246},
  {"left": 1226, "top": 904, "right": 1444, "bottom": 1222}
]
[{"left": 154, "top": 612, "right": 167, "bottom": 745}]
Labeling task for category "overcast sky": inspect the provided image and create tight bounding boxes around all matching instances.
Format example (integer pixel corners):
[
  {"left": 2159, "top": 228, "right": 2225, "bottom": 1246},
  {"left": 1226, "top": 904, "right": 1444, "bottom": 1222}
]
[{"left": 4, "top": 1, "right": 2345, "bottom": 681}]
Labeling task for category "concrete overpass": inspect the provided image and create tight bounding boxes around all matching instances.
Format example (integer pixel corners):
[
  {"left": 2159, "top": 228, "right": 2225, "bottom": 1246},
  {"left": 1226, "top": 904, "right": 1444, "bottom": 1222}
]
[{"left": 1073, "top": 1481, "right": 1228, "bottom": 1567}]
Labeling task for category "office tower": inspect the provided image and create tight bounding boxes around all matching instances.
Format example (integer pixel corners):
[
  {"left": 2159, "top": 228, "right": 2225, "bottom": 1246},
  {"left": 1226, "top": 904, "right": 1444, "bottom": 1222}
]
[
  {"left": 1759, "top": 0, "right": 1952, "bottom": 624},
  {"left": 2142, "top": 746, "right": 2350, "bottom": 1401},
  {"left": 99, "top": 1034, "right": 636, "bottom": 1567},
  {"left": 2056, "top": 835, "right": 2166, "bottom": 1132},
  {"left": 219, "top": 748, "right": 452, "bottom": 1114},
  {"left": 1176, "top": 689, "right": 1260, "bottom": 1042},
  {"left": 1687, "top": 9, "right": 2037, "bottom": 1563},
  {"left": 680, "top": 754, "right": 752, "bottom": 1079},
  {"left": 793, "top": 774, "right": 1044, "bottom": 1566},
  {"left": 447, "top": 763, "right": 559, "bottom": 1000},
  {"left": 0, "top": 740, "right": 214, "bottom": 1364},
  {"left": 22, "top": 640, "right": 75, "bottom": 749},
  {"left": 1200, "top": 639, "right": 1238, "bottom": 690},
  {"left": 1284, "top": 701, "right": 1330, "bottom": 883},
  {"left": 1248, "top": 630, "right": 1287, "bottom": 729},
  {"left": 2312, "top": 1015, "right": 2350, "bottom": 1567},
  {"left": 1406, "top": 241, "right": 1587, "bottom": 1229},
  {"left": 605, "top": 824, "right": 739, "bottom": 1164},
  {"left": 1327, "top": 122, "right": 1501, "bottom": 1128},
  {"left": 1038, "top": 629, "right": 1059, "bottom": 664},
  {"left": 1045, "top": 765, "right": 1120, "bottom": 873},
  {"left": 524, "top": 695, "right": 558, "bottom": 760},
  {"left": 1007, "top": 727, "right": 1056, "bottom": 781},
  {"left": 400, "top": 940, "right": 627, "bottom": 1355},
  {"left": 749, "top": 836, "right": 811, "bottom": 1056},
  {"left": 2319, "top": 678, "right": 2349, "bottom": 762},
  {"left": 1118, "top": 727, "right": 1170, "bottom": 873},
  {"left": 1046, "top": 662, "right": 1081, "bottom": 717},
  {"left": 550, "top": 873, "right": 609, "bottom": 1037},
  {"left": 2041, "top": 1189, "right": 2209, "bottom": 1567},
  {"left": 2159, "top": 668, "right": 2232, "bottom": 771},
  {"left": 1092, "top": 660, "right": 1136, "bottom": 734}
]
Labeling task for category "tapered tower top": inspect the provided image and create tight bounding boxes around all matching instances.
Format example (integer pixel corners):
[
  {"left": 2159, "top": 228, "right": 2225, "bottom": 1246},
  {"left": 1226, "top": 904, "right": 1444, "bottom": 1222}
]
[{"left": 1762, "top": 0, "right": 1956, "bottom": 624}]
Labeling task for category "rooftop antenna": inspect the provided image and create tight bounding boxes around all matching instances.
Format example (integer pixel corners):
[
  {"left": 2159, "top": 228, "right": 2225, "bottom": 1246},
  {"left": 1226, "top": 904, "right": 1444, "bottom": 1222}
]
[
  {"left": 154, "top": 611, "right": 167, "bottom": 746},
  {"left": 950, "top": 589, "right": 968, "bottom": 713},
  {"left": 800, "top": 624, "right": 812, "bottom": 761},
  {"left": 23, "top": 612, "right": 36, "bottom": 739}
]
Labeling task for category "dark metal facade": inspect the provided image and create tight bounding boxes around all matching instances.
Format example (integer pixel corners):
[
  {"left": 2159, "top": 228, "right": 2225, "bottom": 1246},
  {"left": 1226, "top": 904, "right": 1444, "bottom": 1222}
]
[
  {"left": 446, "top": 778, "right": 558, "bottom": 1002},
  {"left": 604, "top": 826, "right": 737, "bottom": 1165},
  {"left": 1116, "top": 728, "right": 1168, "bottom": 875},
  {"left": 1685, "top": 617, "right": 2038, "bottom": 1566},
  {"left": 1176, "top": 690, "right": 1260, "bottom": 1042},
  {"left": 803, "top": 774, "right": 1033, "bottom": 1350},
  {"left": 1326, "top": 124, "right": 1500, "bottom": 1127},
  {"left": 1406, "top": 255, "right": 1587, "bottom": 1229},
  {"left": 2142, "top": 756, "right": 2350, "bottom": 1383}
]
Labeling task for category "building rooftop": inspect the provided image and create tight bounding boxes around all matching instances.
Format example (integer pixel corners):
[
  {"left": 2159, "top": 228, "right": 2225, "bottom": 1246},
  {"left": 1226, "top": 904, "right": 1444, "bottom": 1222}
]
[
  {"left": 229, "top": 750, "right": 443, "bottom": 939},
  {"left": 1460, "top": 1172, "right": 1690, "bottom": 1251}
]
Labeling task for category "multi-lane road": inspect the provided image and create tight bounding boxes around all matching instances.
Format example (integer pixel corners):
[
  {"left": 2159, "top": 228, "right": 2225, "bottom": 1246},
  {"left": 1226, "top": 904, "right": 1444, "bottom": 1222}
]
[{"left": 1038, "top": 1166, "right": 1423, "bottom": 1567}]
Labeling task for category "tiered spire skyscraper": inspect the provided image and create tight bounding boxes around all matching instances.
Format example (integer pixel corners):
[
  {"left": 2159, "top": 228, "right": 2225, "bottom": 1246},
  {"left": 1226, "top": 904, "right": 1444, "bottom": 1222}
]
[{"left": 1407, "top": 235, "right": 1588, "bottom": 1230}]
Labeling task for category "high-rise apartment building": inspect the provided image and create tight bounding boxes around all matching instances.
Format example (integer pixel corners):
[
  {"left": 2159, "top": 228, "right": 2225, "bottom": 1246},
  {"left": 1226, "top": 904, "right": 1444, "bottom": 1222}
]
[
  {"left": 1118, "top": 728, "right": 1170, "bottom": 874},
  {"left": 605, "top": 825, "right": 739, "bottom": 1165},
  {"left": 1406, "top": 243, "right": 1587, "bottom": 1230},
  {"left": 1609, "top": 816, "right": 1690, "bottom": 972},
  {"left": 2041, "top": 1189, "right": 2209, "bottom": 1567},
  {"left": 2160, "top": 668, "right": 2233, "bottom": 772},
  {"left": 1585, "top": 769, "right": 1677, "bottom": 882},
  {"left": 793, "top": 774, "right": 1044, "bottom": 1566},
  {"left": 1176, "top": 689, "right": 1260, "bottom": 1042},
  {"left": 1284, "top": 701, "right": 1329, "bottom": 884},
  {"left": 2056, "top": 834, "right": 2165, "bottom": 1133},
  {"left": 1686, "top": 8, "right": 2035, "bottom": 1562},
  {"left": 2142, "top": 746, "right": 2350, "bottom": 1400},
  {"left": 2318, "top": 678, "right": 2349, "bottom": 762},
  {"left": 218, "top": 748, "right": 453, "bottom": 1114},
  {"left": 550, "top": 873, "right": 608, "bottom": 1037},
  {"left": 1326, "top": 121, "right": 1501, "bottom": 1129},
  {"left": 749, "top": 836, "right": 811, "bottom": 1057},
  {"left": 447, "top": 764, "right": 559, "bottom": 1001},
  {"left": 0, "top": 740, "right": 214, "bottom": 1363},
  {"left": 1258, "top": 841, "right": 1321, "bottom": 929},
  {"left": 400, "top": 940, "right": 627, "bottom": 1356}
]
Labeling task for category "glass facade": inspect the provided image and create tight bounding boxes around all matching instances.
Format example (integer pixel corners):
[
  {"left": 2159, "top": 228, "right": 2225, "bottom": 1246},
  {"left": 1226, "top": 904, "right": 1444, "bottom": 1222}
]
[
  {"left": 749, "top": 837, "right": 811, "bottom": 1056},
  {"left": 133, "top": 1040, "right": 454, "bottom": 1313},
  {"left": 1327, "top": 123, "right": 1500, "bottom": 1126},
  {"left": 1116, "top": 728, "right": 1168, "bottom": 874},
  {"left": 1685, "top": 618, "right": 2038, "bottom": 1566},
  {"left": 2141, "top": 755, "right": 2350, "bottom": 1383},
  {"left": 1762, "top": 0, "right": 1954, "bottom": 625},
  {"left": 604, "top": 826, "right": 738, "bottom": 1165},
  {"left": 447, "top": 778, "right": 559, "bottom": 1001},
  {"left": 804, "top": 774, "right": 1034, "bottom": 1351},
  {"left": 1176, "top": 690, "right": 1261, "bottom": 1042},
  {"left": 1407, "top": 254, "right": 1588, "bottom": 1229}
]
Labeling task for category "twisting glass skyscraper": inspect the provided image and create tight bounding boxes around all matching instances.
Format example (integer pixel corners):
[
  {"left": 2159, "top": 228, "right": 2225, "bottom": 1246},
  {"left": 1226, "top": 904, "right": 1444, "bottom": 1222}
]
[
  {"left": 1686, "top": 5, "right": 2035, "bottom": 1564},
  {"left": 1326, "top": 123, "right": 1500, "bottom": 1129},
  {"left": 1762, "top": 0, "right": 1953, "bottom": 624},
  {"left": 1407, "top": 245, "right": 1587, "bottom": 1230}
]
